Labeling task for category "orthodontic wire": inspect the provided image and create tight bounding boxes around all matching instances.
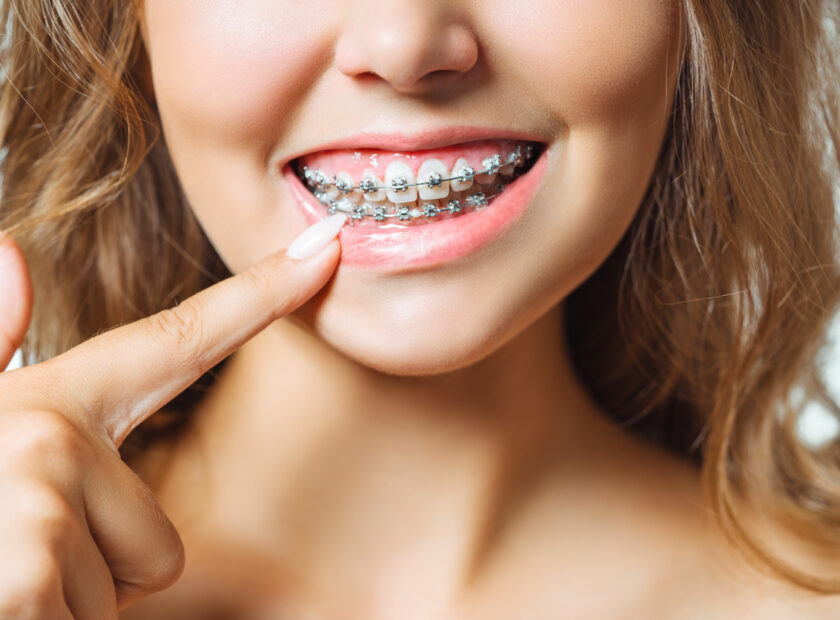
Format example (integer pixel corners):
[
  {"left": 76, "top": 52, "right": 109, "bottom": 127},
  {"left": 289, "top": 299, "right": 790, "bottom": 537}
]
[
  {"left": 301, "top": 145, "right": 535, "bottom": 223},
  {"left": 302, "top": 144, "right": 533, "bottom": 194}
]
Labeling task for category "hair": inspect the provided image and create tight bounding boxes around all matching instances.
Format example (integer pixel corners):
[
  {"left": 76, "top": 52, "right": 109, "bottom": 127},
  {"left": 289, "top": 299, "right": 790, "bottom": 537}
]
[{"left": 1, "top": 0, "right": 839, "bottom": 595}]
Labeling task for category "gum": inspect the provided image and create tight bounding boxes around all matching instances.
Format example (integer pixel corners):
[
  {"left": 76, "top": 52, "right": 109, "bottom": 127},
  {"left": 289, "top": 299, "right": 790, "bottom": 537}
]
[{"left": 297, "top": 139, "right": 527, "bottom": 180}]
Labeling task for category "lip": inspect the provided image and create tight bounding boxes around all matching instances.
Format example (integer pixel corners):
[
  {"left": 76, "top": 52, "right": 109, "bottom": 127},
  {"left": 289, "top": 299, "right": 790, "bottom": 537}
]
[
  {"left": 283, "top": 144, "right": 548, "bottom": 272},
  {"left": 274, "top": 126, "right": 548, "bottom": 169}
]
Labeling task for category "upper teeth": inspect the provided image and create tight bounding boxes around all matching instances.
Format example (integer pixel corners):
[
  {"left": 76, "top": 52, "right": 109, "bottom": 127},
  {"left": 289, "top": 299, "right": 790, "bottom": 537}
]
[
  {"left": 417, "top": 158, "right": 449, "bottom": 199},
  {"left": 302, "top": 146, "right": 528, "bottom": 196}
]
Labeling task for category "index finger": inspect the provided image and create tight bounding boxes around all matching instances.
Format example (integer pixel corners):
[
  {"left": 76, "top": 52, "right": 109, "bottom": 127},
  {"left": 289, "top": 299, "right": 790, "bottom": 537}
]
[{"left": 46, "top": 237, "right": 341, "bottom": 448}]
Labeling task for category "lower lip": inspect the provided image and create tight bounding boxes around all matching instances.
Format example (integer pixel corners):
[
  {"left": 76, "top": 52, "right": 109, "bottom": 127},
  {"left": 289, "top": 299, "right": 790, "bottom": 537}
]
[{"left": 282, "top": 148, "right": 548, "bottom": 272}]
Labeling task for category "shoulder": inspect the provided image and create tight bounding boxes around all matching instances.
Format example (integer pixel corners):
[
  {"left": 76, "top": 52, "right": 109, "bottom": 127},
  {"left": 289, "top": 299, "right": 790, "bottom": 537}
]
[{"left": 501, "top": 420, "right": 840, "bottom": 619}]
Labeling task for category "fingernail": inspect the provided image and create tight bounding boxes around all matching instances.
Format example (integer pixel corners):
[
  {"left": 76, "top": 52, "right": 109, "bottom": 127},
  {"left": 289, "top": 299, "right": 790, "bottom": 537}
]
[{"left": 286, "top": 213, "right": 347, "bottom": 260}]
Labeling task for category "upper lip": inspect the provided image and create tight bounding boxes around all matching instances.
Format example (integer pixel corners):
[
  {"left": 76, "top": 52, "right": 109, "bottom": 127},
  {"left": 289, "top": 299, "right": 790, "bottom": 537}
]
[{"left": 275, "top": 125, "right": 547, "bottom": 171}]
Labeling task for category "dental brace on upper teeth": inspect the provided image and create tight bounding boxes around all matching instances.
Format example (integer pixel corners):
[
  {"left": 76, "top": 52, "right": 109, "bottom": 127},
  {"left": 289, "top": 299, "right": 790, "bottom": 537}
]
[{"left": 302, "top": 145, "right": 533, "bottom": 224}]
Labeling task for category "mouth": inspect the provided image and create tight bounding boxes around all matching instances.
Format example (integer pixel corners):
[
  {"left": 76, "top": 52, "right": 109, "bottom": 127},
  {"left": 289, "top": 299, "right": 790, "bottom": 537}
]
[
  {"left": 288, "top": 139, "right": 544, "bottom": 227},
  {"left": 280, "top": 132, "right": 550, "bottom": 272}
]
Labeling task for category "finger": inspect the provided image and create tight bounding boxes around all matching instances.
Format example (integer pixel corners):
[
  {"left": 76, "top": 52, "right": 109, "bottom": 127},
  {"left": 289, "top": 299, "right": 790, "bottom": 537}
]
[
  {"left": 82, "top": 451, "right": 184, "bottom": 608},
  {"left": 55, "top": 232, "right": 341, "bottom": 447},
  {"left": 0, "top": 533, "right": 74, "bottom": 620},
  {"left": 0, "top": 231, "right": 33, "bottom": 372},
  {"left": 60, "top": 529, "right": 119, "bottom": 620}
]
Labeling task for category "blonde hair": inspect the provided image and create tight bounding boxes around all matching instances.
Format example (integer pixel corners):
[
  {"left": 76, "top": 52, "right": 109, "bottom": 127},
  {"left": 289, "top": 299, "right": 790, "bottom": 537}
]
[{"left": 2, "top": 0, "right": 840, "bottom": 594}]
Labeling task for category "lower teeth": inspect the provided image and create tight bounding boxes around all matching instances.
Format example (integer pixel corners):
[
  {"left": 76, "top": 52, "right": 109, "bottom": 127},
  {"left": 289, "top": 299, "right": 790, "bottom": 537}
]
[{"left": 323, "top": 189, "right": 501, "bottom": 225}]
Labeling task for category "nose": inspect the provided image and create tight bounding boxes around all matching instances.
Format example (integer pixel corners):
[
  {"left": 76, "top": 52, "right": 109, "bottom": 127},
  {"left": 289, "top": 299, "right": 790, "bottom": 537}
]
[{"left": 334, "top": 1, "right": 479, "bottom": 94}]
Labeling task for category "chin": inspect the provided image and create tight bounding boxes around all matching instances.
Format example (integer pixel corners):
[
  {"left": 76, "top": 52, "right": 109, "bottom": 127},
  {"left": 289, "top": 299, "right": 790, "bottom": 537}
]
[{"left": 295, "top": 296, "right": 513, "bottom": 378}]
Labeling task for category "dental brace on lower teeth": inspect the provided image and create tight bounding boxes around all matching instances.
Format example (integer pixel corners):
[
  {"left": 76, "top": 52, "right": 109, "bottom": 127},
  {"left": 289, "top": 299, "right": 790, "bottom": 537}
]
[
  {"left": 329, "top": 188, "right": 503, "bottom": 224},
  {"left": 302, "top": 146, "right": 532, "bottom": 224}
]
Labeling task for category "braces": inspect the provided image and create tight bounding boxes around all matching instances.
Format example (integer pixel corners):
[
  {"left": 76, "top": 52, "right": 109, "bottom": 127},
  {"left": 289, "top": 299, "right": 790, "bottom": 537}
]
[
  {"left": 322, "top": 187, "right": 505, "bottom": 224},
  {"left": 301, "top": 143, "right": 534, "bottom": 195}
]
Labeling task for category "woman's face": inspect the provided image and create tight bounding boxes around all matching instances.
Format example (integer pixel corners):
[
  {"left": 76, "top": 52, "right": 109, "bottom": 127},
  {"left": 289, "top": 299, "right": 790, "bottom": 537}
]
[{"left": 139, "top": 1, "right": 684, "bottom": 375}]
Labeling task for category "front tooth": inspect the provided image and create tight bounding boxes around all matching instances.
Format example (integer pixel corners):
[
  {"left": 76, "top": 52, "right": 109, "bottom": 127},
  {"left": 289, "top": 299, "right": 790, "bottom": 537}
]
[
  {"left": 385, "top": 161, "right": 417, "bottom": 203},
  {"left": 450, "top": 157, "right": 474, "bottom": 192},
  {"left": 360, "top": 169, "right": 386, "bottom": 201},
  {"left": 334, "top": 171, "right": 362, "bottom": 203},
  {"left": 417, "top": 159, "right": 450, "bottom": 200}
]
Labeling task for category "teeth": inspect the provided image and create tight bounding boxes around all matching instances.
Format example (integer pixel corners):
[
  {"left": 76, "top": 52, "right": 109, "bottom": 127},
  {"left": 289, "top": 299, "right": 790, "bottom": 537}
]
[
  {"left": 334, "top": 171, "right": 362, "bottom": 203},
  {"left": 300, "top": 143, "right": 537, "bottom": 224},
  {"left": 450, "top": 157, "right": 474, "bottom": 192},
  {"left": 315, "top": 186, "right": 339, "bottom": 203},
  {"left": 360, "top": 169, "right": 387, "bottom": 201},
  {"left": 350, "top": 203, "right": 368, "bottom": 221},
  {"left": 476, "top": 154, "right": 501, "bottom": 185},
  {"left": 447, "top": 198, "right": 464, "bottom": 215},
  {"left": 499, "top": 151, "right": 518, "bottom": 175},
  {"left": 468, "top": 192, "right": 488, "bottom": 209},
  {"left": 417, "top": 159, "right": 450, "bottom": 200},
  {"left": 371, "top": 204, "right": 388, "bottom": 222},
  {"left": 385, "top": 161, "right": 417, "bottom": 203},
  {"left": 421, "top": 200, "right": 441, "bottom": 218},
  {"left": 304, "top": 167, "right": 329, "bottom": 189},
  {"left": 396, "top": 205, "right": 413, "bottom": 221}
]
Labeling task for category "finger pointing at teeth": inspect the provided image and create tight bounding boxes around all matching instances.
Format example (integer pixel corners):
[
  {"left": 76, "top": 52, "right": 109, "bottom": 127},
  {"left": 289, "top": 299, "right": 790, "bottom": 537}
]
[{"left": 30, "top": 215, "right": 345, "bottom": 448}]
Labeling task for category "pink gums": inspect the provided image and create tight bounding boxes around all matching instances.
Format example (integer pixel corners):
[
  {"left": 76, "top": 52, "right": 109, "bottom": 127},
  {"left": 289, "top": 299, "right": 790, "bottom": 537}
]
[{"left": 297, "top": 139, "right": 526, "bottom": 179}]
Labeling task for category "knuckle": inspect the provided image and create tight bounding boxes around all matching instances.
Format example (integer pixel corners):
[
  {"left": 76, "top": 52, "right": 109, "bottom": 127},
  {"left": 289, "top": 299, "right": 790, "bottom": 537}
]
[
  {"left": 242, "top": 259, "right": 276, "bottom": 299},
  {"left": 0, "top": 410, "right": 88, "bottom": 472},
  {"left": 144, "top": 305, "right": 206, "bottom": 371},
  {"left": 242, "top": 256, "right": 294, "bottom": 318},
  {"left": 21, "top": 483, "right": 79, "bottom": 543}
]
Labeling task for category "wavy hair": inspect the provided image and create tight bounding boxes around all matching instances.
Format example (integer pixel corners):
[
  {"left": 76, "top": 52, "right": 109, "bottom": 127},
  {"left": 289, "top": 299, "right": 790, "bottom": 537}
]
[{"left": 1, "top": 0, "right": 839, "bottom": 594}]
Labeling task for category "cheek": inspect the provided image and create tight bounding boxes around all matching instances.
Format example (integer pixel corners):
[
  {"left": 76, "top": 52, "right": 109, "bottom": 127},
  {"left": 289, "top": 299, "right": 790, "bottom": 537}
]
[
  {"left": 484, "top": 1, "right": 683, "bottom": 311},
  {"left": 492, "top": 0, "right": 682, "bottom": 128},
  {"left": 142, "top": 0, "right": 331, "bottom": 148}
]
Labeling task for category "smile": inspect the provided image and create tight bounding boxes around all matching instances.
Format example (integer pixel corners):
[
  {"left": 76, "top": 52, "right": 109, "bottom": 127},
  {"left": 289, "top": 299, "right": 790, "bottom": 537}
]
[
  {"left": 289, "top": 139, "right": 541, "bottom": 226},
  {"left": 281, "top": 130, "right": 550, "bottom": 272}
]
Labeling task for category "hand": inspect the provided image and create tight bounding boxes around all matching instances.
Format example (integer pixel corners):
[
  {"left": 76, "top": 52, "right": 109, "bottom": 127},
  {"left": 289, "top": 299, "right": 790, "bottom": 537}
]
[{"left": 0, "top": 228, "right": 341, "bottom": 618}]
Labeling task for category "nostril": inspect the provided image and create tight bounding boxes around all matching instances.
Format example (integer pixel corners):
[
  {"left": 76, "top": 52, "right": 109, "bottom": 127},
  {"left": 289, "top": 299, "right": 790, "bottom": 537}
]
[{"left": 333, "top": 11, "right": 480, "bottom": 94}]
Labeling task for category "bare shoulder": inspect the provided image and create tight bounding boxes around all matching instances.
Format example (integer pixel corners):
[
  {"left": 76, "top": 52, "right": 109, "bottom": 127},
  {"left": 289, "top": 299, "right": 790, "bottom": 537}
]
[
  {"left": 627, "top": 433, "right": 840, "bottom": 619},
  {"left": 633, "top": 446, "right": 840, "bottom": 619},
  {"left": 463, "top": 419, "right": 840, "bottom": 619}
]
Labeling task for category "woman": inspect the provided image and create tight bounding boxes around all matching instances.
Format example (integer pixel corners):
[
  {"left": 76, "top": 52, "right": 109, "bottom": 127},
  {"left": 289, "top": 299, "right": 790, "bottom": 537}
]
[{"left": 1, "top": 0, "right": 839, "bottom": 617}]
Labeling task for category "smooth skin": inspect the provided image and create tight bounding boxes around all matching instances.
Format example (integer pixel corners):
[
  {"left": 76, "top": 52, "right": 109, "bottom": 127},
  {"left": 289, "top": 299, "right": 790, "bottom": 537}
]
[
  {"left": 0, "top": 231, "right": 341, "bottom": 618},
  {"left": 2, "top": 0, "right": 840, "bottom": 617}
]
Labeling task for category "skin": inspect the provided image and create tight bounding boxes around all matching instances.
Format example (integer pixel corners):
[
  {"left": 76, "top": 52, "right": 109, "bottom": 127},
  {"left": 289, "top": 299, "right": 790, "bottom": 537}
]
[{"left": 0, "top": 0, "right": 838, "bottom": 618}]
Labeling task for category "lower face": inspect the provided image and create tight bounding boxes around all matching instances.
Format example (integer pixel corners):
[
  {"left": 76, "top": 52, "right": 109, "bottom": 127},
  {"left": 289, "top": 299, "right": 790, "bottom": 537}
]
[{"left": 140, "top": 1, "right": 684, "bottom": 375}]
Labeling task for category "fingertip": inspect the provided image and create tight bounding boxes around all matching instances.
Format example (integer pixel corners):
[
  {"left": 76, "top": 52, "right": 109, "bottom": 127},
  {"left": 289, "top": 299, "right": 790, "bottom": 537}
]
[
  {"left": 284, "top": 236, "right": 342, "bottom": 290},
  {"left": 0, "top": 234, "right": 33, "bottom": 370},
  {"left": 285, "top": 213, "right": 347, "bottom": 261},
  {"left": 0, "top": 232, "right": 33, "bottom": 335}
]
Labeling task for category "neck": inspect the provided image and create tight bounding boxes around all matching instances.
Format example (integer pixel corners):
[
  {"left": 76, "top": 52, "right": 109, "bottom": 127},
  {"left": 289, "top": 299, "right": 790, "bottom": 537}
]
[{"left": 155, "top": 301, "right": 617, "bottom": 609}]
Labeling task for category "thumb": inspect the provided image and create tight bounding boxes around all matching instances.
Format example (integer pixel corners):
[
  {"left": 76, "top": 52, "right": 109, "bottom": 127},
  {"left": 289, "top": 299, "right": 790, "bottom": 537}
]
[{"left": 0, "top": 231, "right": 33, "bottom": 371}]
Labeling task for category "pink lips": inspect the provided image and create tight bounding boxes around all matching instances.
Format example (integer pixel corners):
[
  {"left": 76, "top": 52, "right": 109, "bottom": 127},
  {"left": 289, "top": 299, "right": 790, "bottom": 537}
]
[{"left": 282, "top": 140, "right": 548, "bottom": 272}]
